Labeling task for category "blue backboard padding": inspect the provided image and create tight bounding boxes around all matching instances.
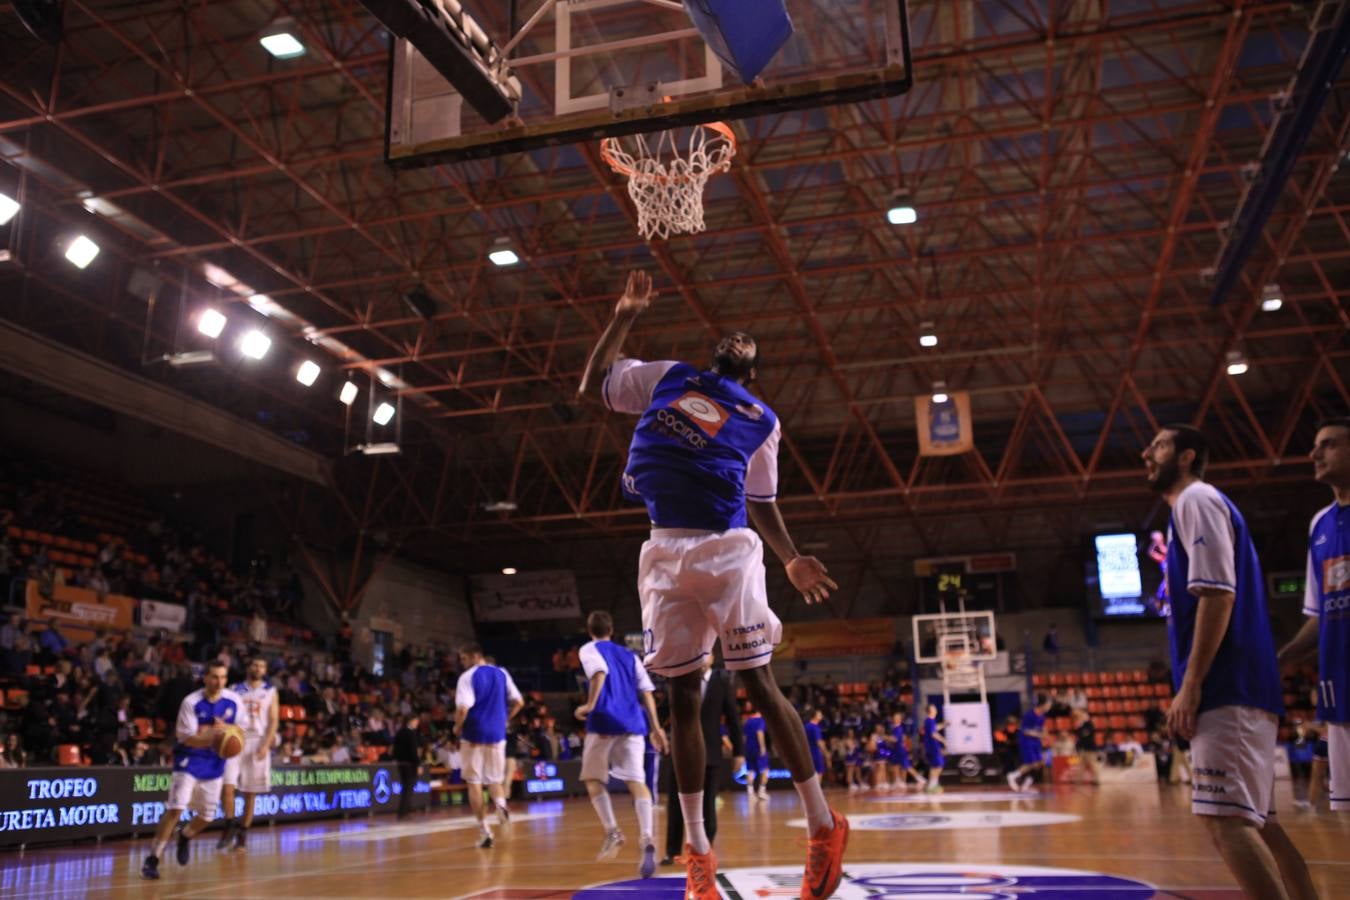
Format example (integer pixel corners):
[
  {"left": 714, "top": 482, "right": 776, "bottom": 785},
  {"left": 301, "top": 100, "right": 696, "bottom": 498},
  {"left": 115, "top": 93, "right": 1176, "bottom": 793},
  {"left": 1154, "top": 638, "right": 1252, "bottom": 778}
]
[{"left": 684, "top": 0, "right": 795, "bottom": 84}]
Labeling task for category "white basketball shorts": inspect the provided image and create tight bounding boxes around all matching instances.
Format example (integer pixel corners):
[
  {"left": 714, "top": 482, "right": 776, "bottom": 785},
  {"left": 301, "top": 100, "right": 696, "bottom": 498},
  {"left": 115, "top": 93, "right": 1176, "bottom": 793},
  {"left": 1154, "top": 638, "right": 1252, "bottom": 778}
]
[
  {"left": 1329, "top": 721, "right": 1350, "bottom": 811},
  {"left": 639, "top": 527, "right": 782, "bottom": 678},
  {"left": 1189, "top": 705, "right": 1277, "bottom": 826},
  {"left": 580, "top": 732, "right": 646, "bottom": 784},
  {"left": 168, "top": 771, "right": 223, "bottom": 819},
  {"left": 222, "top": 737, "right": 272, "bottom": 794},
  {"left": 462, "top": 740, "right": 507, "bottom": 785}
]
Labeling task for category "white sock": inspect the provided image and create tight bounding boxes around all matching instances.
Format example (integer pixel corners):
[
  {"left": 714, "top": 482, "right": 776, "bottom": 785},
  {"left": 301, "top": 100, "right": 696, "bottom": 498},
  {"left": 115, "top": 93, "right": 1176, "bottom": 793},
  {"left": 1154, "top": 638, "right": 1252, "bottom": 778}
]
[
  {"left": 494, "top": 797, "right": 508, "bottom": 811},
  {"left": 678, "top": 791, "right": 710, "bottom": 854},
  {"left": 633, "top": 795, "right": 654, "bottom": 845},
  {"left": 591, "top": 791, "right": 618, "bottom": 832},
  {"left": 794, "top": 775, "right": 832, "bottom": 834}
]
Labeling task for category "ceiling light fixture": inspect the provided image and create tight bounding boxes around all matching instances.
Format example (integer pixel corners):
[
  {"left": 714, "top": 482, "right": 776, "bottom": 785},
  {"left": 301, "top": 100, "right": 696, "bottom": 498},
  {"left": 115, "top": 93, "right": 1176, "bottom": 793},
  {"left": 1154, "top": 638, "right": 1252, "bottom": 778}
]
[
  {"left": 339, "top": 381, "right": 359, "bottom": 405},
  {"left": 373, "top": 401, "right": 396, "bottom": 425},
  {"left": 239, "top": 330, "right": 271, "bottom": 360},
  {"left": 1260, "top": 283, "right": 1282, "bottom": 312},
  {"left": 886, "top": 190, "right": 917, "bottom": 226},
  {"left": 931, "top": 381, "right": 949, "bottom": 404},
  {"left": 918, "top": 321, "right": 938, "bottom": 348},
  {"left": 65, "top": 234, "right": 100, "bottom": 268},
  {"left": 1225, "top": 350, "right": 1248, "bottom": 376},
  {"left": 197, "top": 308, "right": 227, "bottom": 338},
  {"left": 296, "top": 360, "right": 321, "bottom": 386},
  {"left": 0, "top": 192, "right": 19, "bottom": 226},
  {"left": 488, "top": 237, "right": 520, "bottom": 266}
]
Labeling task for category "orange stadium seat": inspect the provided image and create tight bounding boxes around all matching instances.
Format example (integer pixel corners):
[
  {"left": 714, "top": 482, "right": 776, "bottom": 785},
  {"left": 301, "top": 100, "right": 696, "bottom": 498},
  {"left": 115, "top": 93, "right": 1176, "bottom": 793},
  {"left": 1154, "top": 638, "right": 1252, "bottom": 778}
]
[{"left": 57, "top": 744, "right": 82, "bottom": 766}]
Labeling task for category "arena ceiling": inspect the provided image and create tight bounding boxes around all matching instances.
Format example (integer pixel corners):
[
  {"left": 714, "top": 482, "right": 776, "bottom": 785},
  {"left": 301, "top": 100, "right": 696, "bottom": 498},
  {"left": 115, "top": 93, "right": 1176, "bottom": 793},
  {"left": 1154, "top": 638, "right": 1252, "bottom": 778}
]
[{"left": 1, "top": 1, "right": 1347, "bottom": 602}]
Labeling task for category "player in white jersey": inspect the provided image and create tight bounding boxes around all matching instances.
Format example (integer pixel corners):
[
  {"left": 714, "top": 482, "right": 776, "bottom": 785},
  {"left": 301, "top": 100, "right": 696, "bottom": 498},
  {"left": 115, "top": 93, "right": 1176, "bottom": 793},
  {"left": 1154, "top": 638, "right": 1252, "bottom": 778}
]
[{"left": 220, "top": 657, "right": 278, "bottom": 851}]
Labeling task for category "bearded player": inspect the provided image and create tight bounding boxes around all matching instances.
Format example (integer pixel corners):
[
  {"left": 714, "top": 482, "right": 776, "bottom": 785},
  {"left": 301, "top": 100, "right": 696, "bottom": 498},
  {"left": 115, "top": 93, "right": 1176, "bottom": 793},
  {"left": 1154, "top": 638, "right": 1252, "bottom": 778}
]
[{"left": 579, "top": 271, "right": 847, "bottom": 900}]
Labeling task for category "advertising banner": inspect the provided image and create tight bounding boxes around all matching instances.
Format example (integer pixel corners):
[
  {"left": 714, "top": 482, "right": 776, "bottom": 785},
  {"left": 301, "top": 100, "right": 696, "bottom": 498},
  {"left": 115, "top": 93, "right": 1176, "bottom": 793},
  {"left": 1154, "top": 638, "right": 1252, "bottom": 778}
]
[
  {"left": 26, "top": 582, "right": 136, "bottom": 632},
  {"left": 0, "top": 764, "right": 430, "bottom": 847},
  {"left": 470, "top": 570, "right": 581, "bottom": 622},
  {"left": 776, "top": 617, "right": 895, "bottom": 660},
  {"left": 944, "top": 701, "right": 994, "bottom": 754},
  {"left": 139, "top": 599, "right": 188, "bottom": 632}
]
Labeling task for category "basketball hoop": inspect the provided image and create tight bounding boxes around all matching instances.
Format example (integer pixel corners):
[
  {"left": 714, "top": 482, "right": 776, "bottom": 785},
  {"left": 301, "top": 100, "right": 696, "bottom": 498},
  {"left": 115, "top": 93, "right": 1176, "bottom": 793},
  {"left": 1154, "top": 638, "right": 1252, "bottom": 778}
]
[
  {"left": 942, "top": 649, "right": 981, "bottom": 692},
  {"left": 600, "top": 122, "right": 737, "bottom": 240}
]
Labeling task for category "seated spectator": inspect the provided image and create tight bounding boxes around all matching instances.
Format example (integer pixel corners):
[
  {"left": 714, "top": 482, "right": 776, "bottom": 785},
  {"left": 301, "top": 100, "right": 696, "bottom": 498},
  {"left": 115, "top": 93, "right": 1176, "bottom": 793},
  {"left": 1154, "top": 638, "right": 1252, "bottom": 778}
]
[{"left": 0, "top": 733, "right": 27, "bottom": 768}]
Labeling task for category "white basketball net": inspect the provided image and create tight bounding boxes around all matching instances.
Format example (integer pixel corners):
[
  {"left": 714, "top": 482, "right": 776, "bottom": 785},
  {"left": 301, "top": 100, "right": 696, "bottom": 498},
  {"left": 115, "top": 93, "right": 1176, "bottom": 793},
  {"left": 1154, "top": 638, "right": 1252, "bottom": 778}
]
[{"left": 601, "top": 125, "right": 736, "bottom": 241}]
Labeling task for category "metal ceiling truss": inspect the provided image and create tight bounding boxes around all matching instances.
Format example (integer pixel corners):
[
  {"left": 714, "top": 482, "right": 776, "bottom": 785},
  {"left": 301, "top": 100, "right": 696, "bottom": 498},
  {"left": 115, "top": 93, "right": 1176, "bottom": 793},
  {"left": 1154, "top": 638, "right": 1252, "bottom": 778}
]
[{"left": 0, "top": 0, "right": 1347, "bottom": 594}]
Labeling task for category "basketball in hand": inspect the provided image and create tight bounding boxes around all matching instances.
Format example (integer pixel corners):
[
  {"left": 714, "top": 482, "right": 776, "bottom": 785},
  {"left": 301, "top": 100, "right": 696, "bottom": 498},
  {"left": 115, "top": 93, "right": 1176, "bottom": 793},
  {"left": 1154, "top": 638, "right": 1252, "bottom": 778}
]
[{"left": 215, "top": 724, "right": 246, "bottom": 759}]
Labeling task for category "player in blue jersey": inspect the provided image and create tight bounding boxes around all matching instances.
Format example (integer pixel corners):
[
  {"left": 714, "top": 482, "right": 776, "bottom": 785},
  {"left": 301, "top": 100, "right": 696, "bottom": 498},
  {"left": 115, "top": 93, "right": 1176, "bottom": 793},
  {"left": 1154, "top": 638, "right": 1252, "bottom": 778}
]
[
  {"left": 141, "top": 661, "right": 241, "bottom": 880},
  {"left": 921, "top": 704, "right": 946, "bottom": 794},
  {"left": 1280, "top": 416, "right": 1350, "bottom": 816},
  {"left": 804, "top": 709, "right": 827, "bottom": 780},
  {"left": 579, "top": 271, "right": 847, "bottom": 900},
  {"left": 743, "top": 706, "right": 770, "bottom": 800},
  {"left": 575, "top": 611, "right": 668, "bottom": 876},
  {"left": 1142, "top": 425, "right": 1316, "bottom": 899},
  {"left": 1006, "top": 695, "right": 1051, "bottom": 792},
  {"left": 454, "top": 643, "right": 525, "bottom": 849},
  {"left": 886, "top": 710, "right": 922, "bottom": 792}
]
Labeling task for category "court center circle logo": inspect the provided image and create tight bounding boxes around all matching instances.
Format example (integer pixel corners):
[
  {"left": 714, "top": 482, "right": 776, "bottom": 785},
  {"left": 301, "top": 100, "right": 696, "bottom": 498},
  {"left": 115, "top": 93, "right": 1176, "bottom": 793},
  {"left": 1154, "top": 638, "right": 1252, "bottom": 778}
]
[{"left": 574, "top": 863, "right": 1155, "bottom": 898}]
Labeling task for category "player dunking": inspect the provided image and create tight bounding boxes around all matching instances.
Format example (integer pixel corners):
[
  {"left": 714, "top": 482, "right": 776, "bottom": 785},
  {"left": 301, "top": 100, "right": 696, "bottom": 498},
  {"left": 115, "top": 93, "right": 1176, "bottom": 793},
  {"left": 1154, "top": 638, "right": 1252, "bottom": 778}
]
[
  {"left": 454, "top": 644, "right": 525, "bottom": 849},
  {"left": 575, "top": 610, "right": 668, "bottom": 877},
  {"left": 141, "top": 662, "right": 241, "bottom": 880},
  {"left": 220, "top": 656, "right": 278, "bottom": 851},
  {"left": 1280, "top": 417, "right": 1350, "bottom": 815},
  {"left": 579, "top": 271, "right": 848, "bottom": 900},
  {"left": 1142, "top": 425, "right": 1317, "bottom": 899}
]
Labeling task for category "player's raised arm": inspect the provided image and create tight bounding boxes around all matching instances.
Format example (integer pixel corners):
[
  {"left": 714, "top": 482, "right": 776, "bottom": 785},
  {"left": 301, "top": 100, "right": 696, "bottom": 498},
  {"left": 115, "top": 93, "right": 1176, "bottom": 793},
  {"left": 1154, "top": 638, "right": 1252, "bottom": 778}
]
[{"left": 577, "top": 270, "right": 654, "bottom": 399}]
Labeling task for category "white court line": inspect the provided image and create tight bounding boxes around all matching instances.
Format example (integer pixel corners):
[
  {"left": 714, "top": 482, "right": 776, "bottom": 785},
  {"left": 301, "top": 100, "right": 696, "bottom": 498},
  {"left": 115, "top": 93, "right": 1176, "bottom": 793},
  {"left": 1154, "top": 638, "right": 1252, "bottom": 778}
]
[{"left": 298, "top": 811, "right": 554, "bottom": 842}]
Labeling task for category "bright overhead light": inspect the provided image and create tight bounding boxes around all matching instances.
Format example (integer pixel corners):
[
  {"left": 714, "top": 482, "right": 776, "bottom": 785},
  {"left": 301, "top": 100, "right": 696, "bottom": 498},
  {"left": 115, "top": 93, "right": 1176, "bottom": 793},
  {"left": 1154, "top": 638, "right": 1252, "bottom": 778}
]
[
  {"left": 931, "top": 381, "right": 949, "bottom": 404},
  {"left": 501, "top": 567, "right": 518, "bottom": 576},
  {"left": 1260, "top": 283, "right": 1282, "bottom": 312},
  {"left": 197, "top": 308, "right": 227, "bottom": 338},
  {"left": 0, "top": 192, "right": 19, "bottom": 226},
  {"left": 488, "top": 237, "right": 520, "bottom": 266},
  {"left": 373, "top": 401, "right": 396, "bottom": 425},
  {"left": 260, "top": 32, "right": 305, "bottom": 59},
  {"left": 887, "top": 191, "right": 917, "bottom": 226},
  {"left": 1225, "top": 350, "right": 1248, "bottom": 376},
  {"left": 918, "top": 321, "right": 937, "bottom": 348},
  {"left": 296, "top": 360, "right": 321, "bottom": 386},
  {"left": 239, "top": 329, "right": 271, "bottom": 360},
  {"left": 339, "top": 381, "right": 359, "bottom": 405},
  {"left": 357, "top": 442, "right": 400, "bottom": 456},
  {"left": 65, "top": 234, "right": 100, "bottom": 268},
  {"left": 483, "top": 500, "right": 518, "bottom": 513}
]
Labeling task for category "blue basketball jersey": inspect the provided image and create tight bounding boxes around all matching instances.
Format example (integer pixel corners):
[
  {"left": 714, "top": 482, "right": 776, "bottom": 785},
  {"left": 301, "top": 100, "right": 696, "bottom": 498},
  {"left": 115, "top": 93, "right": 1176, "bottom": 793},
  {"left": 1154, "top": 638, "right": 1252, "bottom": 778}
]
[
  {"left": 1019, "top": 709, "right": 1045, "bottom": 758},
  {"left": 922, "top": 716, "right": 943, "bottom": 760},
  {"left": 1306, "top": 502, "right": 1350, "bottom": 723},
  {"left": 456, "top": 664, "right": 522, "bottom": 744},
  {"left": 579, "top": 639, "right": 653, "bottom": 736},
  {"left": 804, "top": 721, "right": 824, "bottom": 765},
  {"left": 1165, "top": 482, "right": 1283, "bottom": 717},
  {"left": 743, "top": 714, "right": 768, "bottom": 758},
  {"left": 605, "top": 360, "right": 779, "bottom": 531},
  {"left": 173, "top": 688, "right": 241, "bottom": 781}
]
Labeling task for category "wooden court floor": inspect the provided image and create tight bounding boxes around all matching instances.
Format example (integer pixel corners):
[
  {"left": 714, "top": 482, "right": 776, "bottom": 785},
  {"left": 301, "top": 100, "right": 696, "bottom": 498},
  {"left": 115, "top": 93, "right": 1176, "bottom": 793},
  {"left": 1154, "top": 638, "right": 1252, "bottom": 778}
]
[{"left": 5, "top": 781, "right": 1348, "bottom": 898}]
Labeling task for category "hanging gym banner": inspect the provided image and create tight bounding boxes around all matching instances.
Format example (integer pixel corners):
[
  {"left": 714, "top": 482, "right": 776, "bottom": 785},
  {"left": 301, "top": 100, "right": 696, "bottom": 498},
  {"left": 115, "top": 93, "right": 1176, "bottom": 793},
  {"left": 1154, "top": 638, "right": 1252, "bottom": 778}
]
[
  {"left": 914, "top": 391, "right": 973, "bottom": 456},
  {"left": 470, "top": 570, "right": 581, "bottom": 622}
]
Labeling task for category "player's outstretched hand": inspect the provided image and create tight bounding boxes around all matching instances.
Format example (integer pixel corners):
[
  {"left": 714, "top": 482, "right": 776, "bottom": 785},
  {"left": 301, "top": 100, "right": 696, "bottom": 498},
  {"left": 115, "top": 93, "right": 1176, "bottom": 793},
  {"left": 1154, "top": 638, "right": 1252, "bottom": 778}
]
[
  {"left": 786, "top": 555, "right": 838, "bottom": 605},
  {"left": 615, "top": 271, "right": 654, "bottom": 317}
]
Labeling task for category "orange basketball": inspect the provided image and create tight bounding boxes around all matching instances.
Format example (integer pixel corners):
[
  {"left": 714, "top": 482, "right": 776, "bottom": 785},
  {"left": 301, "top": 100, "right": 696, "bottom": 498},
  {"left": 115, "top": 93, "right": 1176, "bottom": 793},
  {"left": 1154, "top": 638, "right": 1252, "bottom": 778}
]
[{"left": 216, "top": 724, "right": 246, "bottom": 759}]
